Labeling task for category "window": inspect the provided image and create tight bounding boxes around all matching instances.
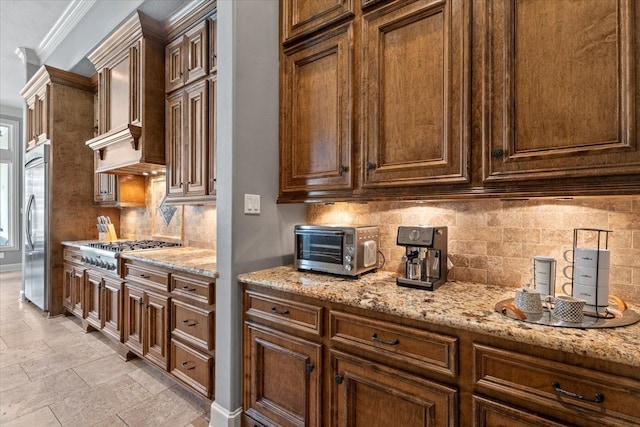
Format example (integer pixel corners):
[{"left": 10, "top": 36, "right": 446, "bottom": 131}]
[{"left": 0, "top": 116, "right": 20, "bottom": 251}]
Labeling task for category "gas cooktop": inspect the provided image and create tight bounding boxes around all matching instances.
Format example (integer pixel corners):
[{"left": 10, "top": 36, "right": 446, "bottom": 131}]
[{"left": 86, "top": 240, "right": 182, "bottom": 253}]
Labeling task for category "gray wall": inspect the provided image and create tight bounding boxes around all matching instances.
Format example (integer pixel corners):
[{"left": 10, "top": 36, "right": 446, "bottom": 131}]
[{"left": 215, "top": 0, "right": 306, "bottom": 422}]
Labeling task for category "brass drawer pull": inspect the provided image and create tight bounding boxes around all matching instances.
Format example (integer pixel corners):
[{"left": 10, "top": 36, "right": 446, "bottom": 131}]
[
  {"left": 181, "top": 361, "right": 196, "bottom": 371},
  {"left": 551, "top": 382, "right": 604, "bottom": 403},
  {"left": 182, "top": 320, "right": 197, "bottom": 327},
  {"left": 181, "top": 285, "right": 196, "bottom": 291},
  {"left": 371, "top": 333, "right": 399, "bottom": 346},
  {"left": 270, "top": 307, "right": 290, "bottom": 315}
]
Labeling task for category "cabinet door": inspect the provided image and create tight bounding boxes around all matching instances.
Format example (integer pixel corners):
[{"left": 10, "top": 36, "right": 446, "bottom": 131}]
[
  {"left": 330, "top": 350, "right": 457, "bottom": 427},
  {"left": 185, "top": 20, "right": 208, "bottom": 85},
  {"left": 280, "top": 24, "right": 354, "bottom": 198},
  {"left": 94, "top": 173, "right": 116, "bottom": 203},
  {"left": 34, "top": 84, "right": 50, "bottom": 144},
  {"left": 481, "top": 0, "right": 640, "bottom": 183},
  {"left": 85, "top": 271, "right": 103, "bottom": 329},
  {"left": 102, "top": 277, "right": 122, "bottom": 342},
  {"left": 281, "top": 0, "right": 354, "bottom": 43},
  {"left": 145, "top": 291, "right": 171, "bottom": 370},
  {"left": 166, "top": 36, "right": 185, "bottom": 93},
  {"left": 166, "top": 91, "right": 184, "bottom": 197},
  {"left": 244, "top": 322, "right": 322, "bottom": 427},
  {"left": 123, "top": 284, "right": 144, "bottom": 356},
  {"left": 361, "top": 0, "right": 470, "bottom": 189},
  {"left": 63, "top": 264, "right": 74, "bottom": 312},
  {"left": 207, "top": 76, "right": 217, "bottom": 196},
  {"left": 25, "top": 96, "right": 37, "bottom": 150},
  {"left": 72, "top": 267, "right": 85, "bottom": 317},
  {"left": 185, "top": 80, "right": 208, "bottom": 197}
]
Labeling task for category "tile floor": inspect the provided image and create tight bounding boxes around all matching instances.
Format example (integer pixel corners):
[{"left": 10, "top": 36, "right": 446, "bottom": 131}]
[{"left": 0, "top": 270, "right": 211, "bottom": 427}]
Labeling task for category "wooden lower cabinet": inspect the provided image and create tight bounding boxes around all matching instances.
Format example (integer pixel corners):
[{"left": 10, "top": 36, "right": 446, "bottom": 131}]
[
  {"left": 331, "top": 350, "right": 457, "bottom": 426},
  {"left": 85, "top": 271, "right": 103, "bottom": 329},
  {"left": 244, "top": 322, "right": 322, "bottom": 427},
  {"left": 102, "top": 276, "right": 122, "bottom": 342},
  {"left": 123, "top": 283, "right": 170, "bottom": 370},
  {"left": 242, "top": 283, "right": 640, "bottom": 427},
  {"left": 63, "top": 263, "right": 85, "bottom": 317}
]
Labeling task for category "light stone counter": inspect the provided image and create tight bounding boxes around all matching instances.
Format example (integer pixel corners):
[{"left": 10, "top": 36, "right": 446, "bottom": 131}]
[
  {"left": 121, "top": 247, "right": 217, "bottom": 278},
  {"left": 61, "top": 240, "right": 99, "bottom": 249},
  {"left": 238, "top": 266, "right": 640, "bottom": 368}
]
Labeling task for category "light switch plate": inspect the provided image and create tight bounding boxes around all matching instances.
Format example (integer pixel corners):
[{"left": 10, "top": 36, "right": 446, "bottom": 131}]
[{"left": 244, "top": 194, "right": 260, "bottom": 214}]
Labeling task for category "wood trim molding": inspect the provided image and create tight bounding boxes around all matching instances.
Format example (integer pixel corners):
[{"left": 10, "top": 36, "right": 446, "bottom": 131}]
[
  {"left": 36, "top": 0, "right": 97, "bottom": 63},
  {"left": 164, "top": 0, "right": 216, "bottom": 41},
  {"left": 86, "top": 124, "right": 142, "bottom": 151}
]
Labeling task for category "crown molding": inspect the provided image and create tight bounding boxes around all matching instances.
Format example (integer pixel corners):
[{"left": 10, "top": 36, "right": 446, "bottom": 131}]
[{"left": 36, "top": 0, "right": 97, "bottom": 63}]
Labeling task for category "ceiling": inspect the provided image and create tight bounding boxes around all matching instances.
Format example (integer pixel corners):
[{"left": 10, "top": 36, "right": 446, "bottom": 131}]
[{"left": 0, "top": 0, "right": 189, "bottom": 113}]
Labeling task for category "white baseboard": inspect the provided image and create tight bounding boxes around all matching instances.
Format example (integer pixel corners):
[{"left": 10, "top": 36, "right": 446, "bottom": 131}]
[
  {"left": 0, "top": 263, "right": 21, "bottom": 272},
  {"left": 209, "top": 401, "right": 242, "bottom": 427}
]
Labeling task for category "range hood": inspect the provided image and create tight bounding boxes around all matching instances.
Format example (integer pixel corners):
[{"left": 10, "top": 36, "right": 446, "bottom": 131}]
[
  {"left": 85, "top": 10, "right": 166, "bottom": 176},
  {"left": 86, "top": 124, "right": 165, "bottom": 175}
]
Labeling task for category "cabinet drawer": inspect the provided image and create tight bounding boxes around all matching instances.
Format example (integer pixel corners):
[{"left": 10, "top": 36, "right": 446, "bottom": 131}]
[
  {"left": 330, "top": 311, "right": 458, "bottom": 378},
  {"left": 474, "top": 344, "right": 640, "bottom": 426},
  {"left": 125, "top": 263, "right": 169, "bottom": 292},
  {"left": 245, "top": 290, "right": 322, "bottom": 337},
  {"left": 63, "top": 248, "right": 83, "bottom": 265},
  {"left": 473, "top": 395, "right": 566, "bottom": 427},
  {"left": 171, "top": 274, "right": 214, "bottom": 304},
  {"left": 171, "top": 299, "right": 214, "bottom": 351},
  {"left": 170, "top": 339, "right": 213, "bottom": 399}
]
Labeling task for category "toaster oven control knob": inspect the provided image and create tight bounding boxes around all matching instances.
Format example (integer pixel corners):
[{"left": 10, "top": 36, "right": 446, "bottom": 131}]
[
  {"left": 345, "top": 264, "right": 353, "bottom": 272},
  {"left": 347, "top": 246, "right": 354, "bottom": 255},
  {"left": 345, "top": 255, "right": 353, "bottom": 263}
]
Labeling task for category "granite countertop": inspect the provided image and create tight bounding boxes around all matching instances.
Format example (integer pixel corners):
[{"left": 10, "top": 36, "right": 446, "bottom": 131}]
[
  {"left": 121, "top": 247, "right": 217, "bottom": 278},
  {"left": 61, "top": 240, "right": 97, "bottom": 249},
  {"left": 238, "top": 266, "right": 640, "bottom": 368}
]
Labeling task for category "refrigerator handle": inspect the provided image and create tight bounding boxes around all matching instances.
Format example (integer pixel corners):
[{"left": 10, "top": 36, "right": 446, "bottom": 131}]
[{"left": 26, "top": 194, "right": 35, "bottom": 251}]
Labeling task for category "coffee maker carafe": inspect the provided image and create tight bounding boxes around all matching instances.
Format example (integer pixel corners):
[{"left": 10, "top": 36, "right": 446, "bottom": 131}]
[{"left": 397, "top": 226, "right": 448, "bottom": 291}]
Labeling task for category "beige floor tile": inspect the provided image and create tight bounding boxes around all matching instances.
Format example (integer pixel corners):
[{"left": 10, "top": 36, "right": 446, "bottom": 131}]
[
  {"left": 0, "top": 340, "right": 52, "bottom": 368},
  {"left": 0, "top": 363, "right": 31, "bottom": 392},
  {"left": 185, "top": 413, "right": 211, "bottom": 427},
  {"left": 117, "top": 386, "right": 206, "bottom": 427},
  {"left": 127, "top": 362, "right": 175, "bottom": 394},
  {"left": 0, "top": 368, "right": 89, "bottom": 423},
  {"left": 0, "top": 337, "right": 7, "bottom": 351},
  {"left": 86, "top": 415, "right": 128, "bottom": 427},
  {"left": 0, "top": 320, "right": 31, "bottom": 337},
  {"left": 2, "top": 322, "right": 71, "bottom": 348},
  {"left": 2, "top": 406, "right": 62, "bottom": 427},
  {"left": 73, "top": 353, "right": 138, "bottom": 387},
  {"left": 50, "top": 375, "right": 152, "bottom": 427},
  {"left": 59, "top": 318, "right": 86, "bottom": 333},
  {"left": 45, "top": 330, "right": 117, "bottom": 357},
  {"left": 20, "top": 342, "right": 104, "bottom": 381}
]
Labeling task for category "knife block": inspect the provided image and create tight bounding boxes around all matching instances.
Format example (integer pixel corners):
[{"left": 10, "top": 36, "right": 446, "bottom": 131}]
[{"left": 98, "top": 225, "right": 118, "bottom": 242}]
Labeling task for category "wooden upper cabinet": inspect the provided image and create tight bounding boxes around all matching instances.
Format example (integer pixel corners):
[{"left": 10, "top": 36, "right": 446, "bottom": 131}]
[
  {"left": 94, "top": 173, "right": 146, "bottom": 208},
  {"left": 481, "top": 0, "right": 639, "bottom": 183},
  {"left": 281, "top": 0, "right": 354, "bottom": 43},
  {"left": 166, "top": 90, "right": 184, "bottom": 197},
  {"left": 279, "top": 24, "right": 354, "bottom": 200},
  {"left": 165, "top": 20, "right": 209, "bottom": 93},
  {"left": 361, "top": 0, "right": 470, "bottom": 189}
]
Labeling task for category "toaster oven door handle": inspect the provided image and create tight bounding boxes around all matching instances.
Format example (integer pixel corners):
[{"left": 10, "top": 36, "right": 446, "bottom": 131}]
[{"left": 295, "top": 229, "right": 346, "bottom": 236}]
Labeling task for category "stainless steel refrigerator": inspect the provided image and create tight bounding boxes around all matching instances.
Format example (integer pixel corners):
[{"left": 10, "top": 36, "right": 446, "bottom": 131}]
[{"left": 23, "top": 144, "right": 48, "bottom": 311}]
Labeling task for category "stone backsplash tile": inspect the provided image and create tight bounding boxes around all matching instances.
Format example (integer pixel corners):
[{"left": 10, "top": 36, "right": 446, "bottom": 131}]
[
  {"left": 120, "top": 177, "right": 215, "bottom": 250},
  {"left": 307, "top": 197, "right": 640, "bottom": 303}
]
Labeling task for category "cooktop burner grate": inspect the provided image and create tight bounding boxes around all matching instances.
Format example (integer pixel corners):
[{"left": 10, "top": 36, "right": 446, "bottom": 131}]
[{"left": 87, "top": 240, "right": 182, "bottom": 252}]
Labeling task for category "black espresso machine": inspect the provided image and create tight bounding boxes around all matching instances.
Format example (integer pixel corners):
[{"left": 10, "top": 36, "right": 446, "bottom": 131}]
[{"left": 396, "top": 226, "right": 448, "bottom": 291}]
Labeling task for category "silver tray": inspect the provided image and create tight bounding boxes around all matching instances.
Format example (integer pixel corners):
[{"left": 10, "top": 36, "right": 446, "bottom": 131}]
[{"left": 495, "top": 298, "right": 640, "bottom": 329}]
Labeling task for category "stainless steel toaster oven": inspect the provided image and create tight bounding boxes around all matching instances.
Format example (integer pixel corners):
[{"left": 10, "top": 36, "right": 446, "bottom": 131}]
[{"left": 294, "top": 225, "right": 379, "bottom": 277}]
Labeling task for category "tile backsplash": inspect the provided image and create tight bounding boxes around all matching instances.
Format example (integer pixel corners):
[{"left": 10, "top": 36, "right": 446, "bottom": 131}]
[
  {"left": 120, "top": 177, "right": 216, "bottom": 251},
  {"left": 307, "top": 197, "right": 640, "bottom": 303}
]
